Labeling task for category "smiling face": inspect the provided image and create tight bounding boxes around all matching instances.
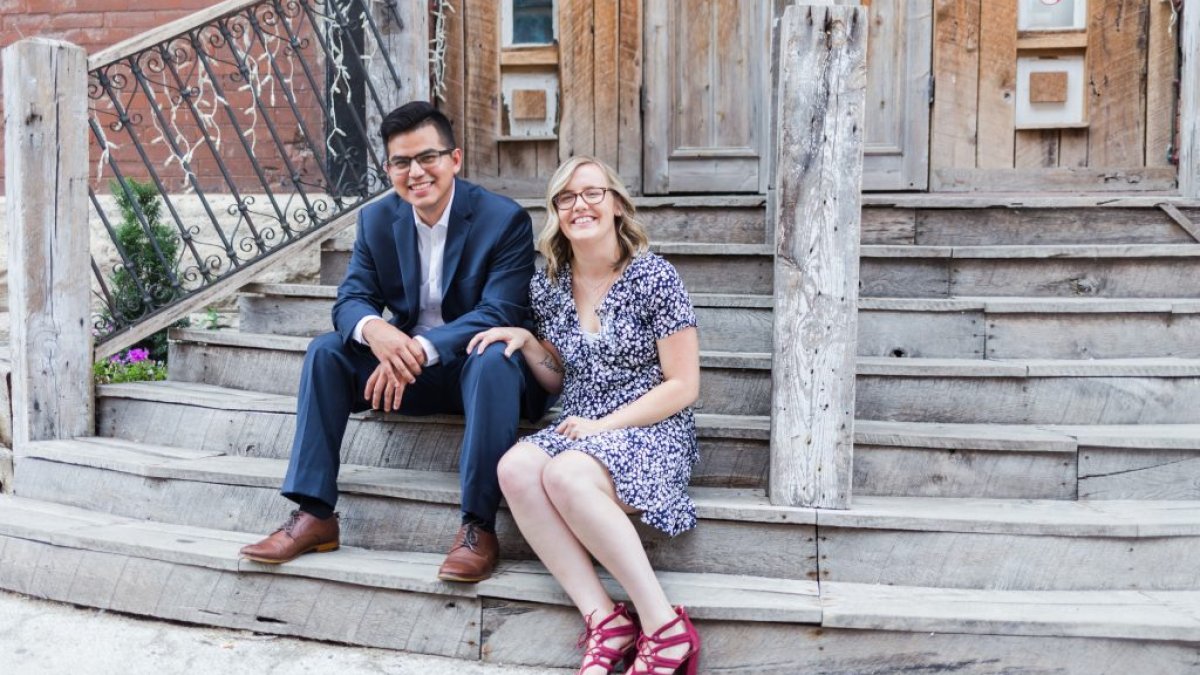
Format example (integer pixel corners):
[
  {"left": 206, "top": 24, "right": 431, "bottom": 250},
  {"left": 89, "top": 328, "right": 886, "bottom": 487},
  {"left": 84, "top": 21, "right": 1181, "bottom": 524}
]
[
  {"left": 554, "top": 162, "right": 622, "bottom": 250},
  {"left": 385, "top": 123, "right": 462, "bottom": 224}
]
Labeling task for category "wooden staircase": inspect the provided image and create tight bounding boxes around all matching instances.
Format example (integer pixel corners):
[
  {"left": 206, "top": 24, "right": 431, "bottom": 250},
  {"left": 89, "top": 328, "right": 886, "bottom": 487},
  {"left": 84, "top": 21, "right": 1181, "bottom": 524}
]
[{"left": 6, "top": 196, "right": 1200, "bottom": 672}]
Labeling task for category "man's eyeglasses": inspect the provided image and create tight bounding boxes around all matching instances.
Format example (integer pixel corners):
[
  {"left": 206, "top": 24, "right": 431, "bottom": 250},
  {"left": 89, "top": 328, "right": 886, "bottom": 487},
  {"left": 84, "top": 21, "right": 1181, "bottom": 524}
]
[
  {"left": 385, "top": 148, "right": 454, "bottom": 173},
  {"left": 552, "top": 187, "right": 609, "bottom": 210}
]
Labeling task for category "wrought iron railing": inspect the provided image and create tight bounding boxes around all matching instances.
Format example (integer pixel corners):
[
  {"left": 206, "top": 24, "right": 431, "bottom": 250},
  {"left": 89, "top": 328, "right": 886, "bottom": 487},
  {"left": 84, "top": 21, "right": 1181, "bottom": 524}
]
[{"left": 87, "top": 0, "right": 417, "bottom": 356}]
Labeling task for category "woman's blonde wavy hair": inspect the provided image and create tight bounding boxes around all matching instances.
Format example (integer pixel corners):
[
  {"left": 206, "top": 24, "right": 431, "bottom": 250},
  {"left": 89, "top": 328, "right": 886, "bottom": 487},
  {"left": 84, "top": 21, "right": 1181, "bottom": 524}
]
[{"left": 538, "top": 156, "right": 649, "bottom": 283}]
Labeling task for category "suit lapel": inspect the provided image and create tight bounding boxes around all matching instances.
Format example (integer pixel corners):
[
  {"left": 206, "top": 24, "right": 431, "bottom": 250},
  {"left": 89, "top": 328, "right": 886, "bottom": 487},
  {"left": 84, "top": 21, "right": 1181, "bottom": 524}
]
[
  {"left": 441, "top": 179, "right": 474, "bottom": 297},
  {"left": 394, "top": 203, "right": 421, "bottom": 323}
]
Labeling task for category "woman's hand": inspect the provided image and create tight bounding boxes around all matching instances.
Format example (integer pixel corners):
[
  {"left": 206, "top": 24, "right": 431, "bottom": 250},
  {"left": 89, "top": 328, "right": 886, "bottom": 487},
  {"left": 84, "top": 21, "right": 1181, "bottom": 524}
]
[
  {"left": 555, "top": 415, "right": 610, "bottom": 440},
  {"left": 467, "top": 327, "right": 535, "bottom": 357}
]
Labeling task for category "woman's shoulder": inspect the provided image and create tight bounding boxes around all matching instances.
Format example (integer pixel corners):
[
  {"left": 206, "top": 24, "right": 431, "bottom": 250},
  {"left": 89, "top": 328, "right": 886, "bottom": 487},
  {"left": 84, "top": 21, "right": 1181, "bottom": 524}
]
[{"left": 625, "top": 251, "right": 686, "bottom": 290}]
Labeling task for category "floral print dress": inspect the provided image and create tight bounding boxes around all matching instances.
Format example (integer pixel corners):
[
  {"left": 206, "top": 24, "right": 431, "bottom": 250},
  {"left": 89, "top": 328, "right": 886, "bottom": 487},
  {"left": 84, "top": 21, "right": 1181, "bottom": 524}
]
[{"left": 521, "top": 252, "right": 699, "bottom": 536}]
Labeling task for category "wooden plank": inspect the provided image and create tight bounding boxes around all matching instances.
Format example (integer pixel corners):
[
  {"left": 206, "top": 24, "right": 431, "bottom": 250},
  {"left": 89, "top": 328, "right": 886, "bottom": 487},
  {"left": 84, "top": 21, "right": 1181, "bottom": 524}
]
[
  {"left": 857, "top": 310, "right": 984, "bottom": 358},
  {"left": 1029, "top": 71, "right": 1070, "bottom": 103},
  {"left": 930, "top": 0, "right": 982, "bottom": 181},
  {"left": 976, "top": 0, "right": 1017, "bottom": 168},
  {"left": 616, "top": 0, "right": 642, "bottom": 190},
  {"left": 593, "top": 0, "right": 620, "bottom": 166},
  {"left": 465, "top": 0, "right": 501, "bottom": 177},
  {"left": 87, "top": 0, "right": 259, "bottom": 69},
  {"left": 986, "top": 313, "right": 1200, "bottom": 359},
  {"left": 498, "top": 45, "right": 558, "bottom": 67},
  {"left": 770, "top": 4, "right": 867, "bottom": 509},
  {"left": 1080, "top": 447, "right": 1200, "bottom": 499},
  {"left": 557, "top": 0, "right": 595, "bottom": 160},
  {"left": 1014, "top": 129, "right": 1060, "bottom": 168},
  {"left": 482, "top": 606, "right": 1200, "bottom": 672},
  {"left": 1059, "top": 128, "right": 1089, "bottom": 167},
  {"left": 1146, "top": 0, "right": 1179, "bottom": 167},
  {"left": 912, "top": 206, "right": 1195, "bottom": 245},
  {"left": 3, "top": 39, "right": 93, "bottom": 447},
  {"left": 1087, "top": 0, "right": 1151, "bottom": 167},
  {"left": 932, "top": 166, "right": 1177, "bottom": 191},
  {"left": 1015, "top": 30, "right": 1090, "bottom": 50},
  {"left": 1158, "top": 202, "right": 1200, "bottom": 242},
  {"left": 641, "top": 0, "right": 670, "bottom": 192},
  {"left": 439, "top": 0, "right": 467, "bottom": 161},
  {"left": 854, "top": 444, "right": 1076, "bottom": 499},
  {"left": 1180, "top": 0, "right": 1200, "bottom": 196},
  {"left": 510, "top": 89, "right": 547, "bottom": 120}
]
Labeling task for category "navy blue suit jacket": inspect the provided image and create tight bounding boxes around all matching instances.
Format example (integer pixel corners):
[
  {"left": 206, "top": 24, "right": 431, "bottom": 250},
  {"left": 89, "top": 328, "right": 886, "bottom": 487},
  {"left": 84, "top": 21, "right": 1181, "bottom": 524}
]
[{"left": 331, "top": 178, "right": 536, "bottom": 363}]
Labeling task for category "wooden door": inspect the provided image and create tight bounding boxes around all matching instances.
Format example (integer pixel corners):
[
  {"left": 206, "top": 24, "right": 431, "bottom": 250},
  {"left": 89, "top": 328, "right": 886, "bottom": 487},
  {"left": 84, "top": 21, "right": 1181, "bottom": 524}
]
[
  {"left": 862, "top": 0, "right": 933, "bottom": 190},
  {"left": 643, "top": 1, "right": 770, "bottom": 194}
]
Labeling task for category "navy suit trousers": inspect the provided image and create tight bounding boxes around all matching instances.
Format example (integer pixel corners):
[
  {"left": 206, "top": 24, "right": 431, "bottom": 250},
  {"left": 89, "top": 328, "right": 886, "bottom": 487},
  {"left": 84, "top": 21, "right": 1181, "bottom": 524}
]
[{"left": 280, "top": 332, "right": 536, "bottom": 523}]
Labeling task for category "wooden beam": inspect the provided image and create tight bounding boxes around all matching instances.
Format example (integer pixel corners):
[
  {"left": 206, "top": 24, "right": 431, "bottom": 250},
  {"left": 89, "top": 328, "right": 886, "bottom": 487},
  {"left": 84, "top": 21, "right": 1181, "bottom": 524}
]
[
  {"left": 1180, "top": 0, "right": 1200, "bottom": 196},
  {"left": 499, "top": 45, "right": 559, "bottom": 67},
  {"left": 4, "top": 39, "right": 93, "bottom": 446},
  {"left": 770, "top": 4, "right": 866, "bottom": 509},
  {"left": 88, "top": 0, "right": 259, "bottom": 70}
]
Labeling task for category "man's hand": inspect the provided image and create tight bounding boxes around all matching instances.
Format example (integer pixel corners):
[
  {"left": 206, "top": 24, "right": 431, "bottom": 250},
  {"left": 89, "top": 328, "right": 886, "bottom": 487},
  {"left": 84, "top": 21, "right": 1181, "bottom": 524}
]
[
  {"left": 362, "top": 319, "right": 427, "bottom": 386},
  {"left": 365, "top": 363, "right": 407, "bottom": 411}
]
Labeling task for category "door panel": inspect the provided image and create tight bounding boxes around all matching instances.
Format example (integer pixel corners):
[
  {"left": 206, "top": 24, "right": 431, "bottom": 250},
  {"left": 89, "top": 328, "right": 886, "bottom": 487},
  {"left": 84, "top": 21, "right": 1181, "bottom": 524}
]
[
  {"left": 643, "top": 0, "right": 769, "bottom": 193},
  {"left": 862, "top": 0, "right": 932, "bottom": 190}
]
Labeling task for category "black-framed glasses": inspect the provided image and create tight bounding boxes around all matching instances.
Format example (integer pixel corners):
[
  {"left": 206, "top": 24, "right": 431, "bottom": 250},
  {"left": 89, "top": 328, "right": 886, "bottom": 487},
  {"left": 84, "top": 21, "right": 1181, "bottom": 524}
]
[
  {"left": 552, "top": 187, "right": 609, "bottom": 210},
  {"left": 385, "top": 148, "right": 454, "bottom": 173}
]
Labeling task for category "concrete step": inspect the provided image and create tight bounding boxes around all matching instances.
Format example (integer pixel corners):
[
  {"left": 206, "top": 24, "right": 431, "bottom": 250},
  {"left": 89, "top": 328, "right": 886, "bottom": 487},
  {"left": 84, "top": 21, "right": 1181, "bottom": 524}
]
[
  {"left": 167, "top": 330, "right": 1200, "bottom": 424},
  {"left": 97, "top": 381, "right": 1200, "bottom": 500},
  {"left": 14, "top": 444, "right": 1200, "bottom": 591},
  {"left": 166, "top": 328, "right": 772, "bottom": 417},
  {"left": 4, "top": 494, "right": 1196, "bottom": 672},
  {"left": 240, "top": 285, "right": 1200, "bottom": 359}
]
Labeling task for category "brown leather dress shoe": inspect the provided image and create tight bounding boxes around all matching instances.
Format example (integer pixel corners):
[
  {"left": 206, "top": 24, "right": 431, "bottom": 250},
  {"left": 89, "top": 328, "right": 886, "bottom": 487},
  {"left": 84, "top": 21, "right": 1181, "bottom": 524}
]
[
  {"left": 437, "top": 522, "right": 499, "bottom": 582},
  {"left": 239, "top": 510, "right": 340, "bottom": 564}
]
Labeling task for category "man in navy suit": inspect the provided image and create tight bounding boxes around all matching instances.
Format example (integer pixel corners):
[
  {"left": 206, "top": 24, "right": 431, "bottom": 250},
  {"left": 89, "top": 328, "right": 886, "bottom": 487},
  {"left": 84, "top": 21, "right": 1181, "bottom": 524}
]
[{"left": 240, "top": 101, "right": 546, "bottom": 582}]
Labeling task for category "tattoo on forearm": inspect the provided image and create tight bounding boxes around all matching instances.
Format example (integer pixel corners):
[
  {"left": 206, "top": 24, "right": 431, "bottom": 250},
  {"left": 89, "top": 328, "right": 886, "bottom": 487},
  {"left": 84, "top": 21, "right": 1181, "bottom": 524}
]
[{"left": 539, "top": 354, "right": 564, "bottom": 374}]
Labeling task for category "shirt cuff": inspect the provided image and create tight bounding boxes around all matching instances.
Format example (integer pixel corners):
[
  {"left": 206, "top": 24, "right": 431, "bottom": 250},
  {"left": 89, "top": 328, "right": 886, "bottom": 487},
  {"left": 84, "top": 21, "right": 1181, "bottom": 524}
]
[
  {"left": 414, "top": 335, "right": 439, "bottom": 366},
  {"left": 353, "top": 315, "right": 384, "bottom": 345}
]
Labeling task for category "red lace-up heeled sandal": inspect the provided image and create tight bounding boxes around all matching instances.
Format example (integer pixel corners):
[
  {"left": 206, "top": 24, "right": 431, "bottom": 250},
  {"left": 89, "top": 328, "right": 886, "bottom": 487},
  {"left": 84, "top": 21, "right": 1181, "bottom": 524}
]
[
  {"left": 577, "top": 602, "right": 639, "bottom": 674},
  {"left": 629, "top": 605, "right": 700, "bottom": 675}
]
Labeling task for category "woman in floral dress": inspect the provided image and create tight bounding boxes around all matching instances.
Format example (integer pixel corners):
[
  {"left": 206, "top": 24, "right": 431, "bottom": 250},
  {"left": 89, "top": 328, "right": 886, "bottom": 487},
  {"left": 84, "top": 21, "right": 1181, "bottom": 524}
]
[{"left": 468, "top": 156, "right": 701, "bottom": 675}]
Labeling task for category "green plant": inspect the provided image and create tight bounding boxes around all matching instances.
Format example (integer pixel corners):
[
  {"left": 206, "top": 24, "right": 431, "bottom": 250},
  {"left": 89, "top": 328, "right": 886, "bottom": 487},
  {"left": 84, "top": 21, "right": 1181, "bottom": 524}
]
[
  {"left": 203, "top": 306, "right": 223, "bottom": 330},
  {"left": 104, "top": 178, "right": 186, "bottom": 362},
  {"left": 93, "top": 348, "right": 167, "bottom": 385}
]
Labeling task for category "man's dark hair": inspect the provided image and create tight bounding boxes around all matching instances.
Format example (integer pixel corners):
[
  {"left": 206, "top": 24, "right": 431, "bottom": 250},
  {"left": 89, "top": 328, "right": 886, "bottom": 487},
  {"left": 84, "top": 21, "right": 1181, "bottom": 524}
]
[{"left": 379, "top": 101, "right": 456, "bottom": 149}]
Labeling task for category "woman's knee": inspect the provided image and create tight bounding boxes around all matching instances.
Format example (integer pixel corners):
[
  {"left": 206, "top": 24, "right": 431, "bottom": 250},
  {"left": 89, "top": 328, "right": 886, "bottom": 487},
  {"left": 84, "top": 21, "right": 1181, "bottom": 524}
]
[
  {"left": 497, "top": 443, "right": 549, "bottom": 500},
  {"left": 541, "top": 452, "right": 607, "bottom": 504}
]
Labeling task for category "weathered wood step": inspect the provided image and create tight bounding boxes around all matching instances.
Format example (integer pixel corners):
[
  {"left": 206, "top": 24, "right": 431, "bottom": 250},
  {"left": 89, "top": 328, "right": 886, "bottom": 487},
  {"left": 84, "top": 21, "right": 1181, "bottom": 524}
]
[
  {"left": 102, "top": 379, "right": 1200, "bottom": 501},
  {"left": 858, "top": 198, "right": 1200, "bottom": 246},
  {"left": 16, "top": 437, "right": 818, "bottom": 580},
  {"left": 861, "top": 244, "right": 1200, "bottom": 298},
  {"left": 167, "top": 329, "right": 772, "bottom": 416},
  {"left": 168, "top": 329, "right": 1200, "bottom": 424},
  {"left": 5, "top": 494, "right": 1196, "bottom": 671},
  {"left": 15, "top": 443, "right": 1200, "bottom": 592},
  {"left": 240, "top": 283, "right": 1200, "bottom": 359}
]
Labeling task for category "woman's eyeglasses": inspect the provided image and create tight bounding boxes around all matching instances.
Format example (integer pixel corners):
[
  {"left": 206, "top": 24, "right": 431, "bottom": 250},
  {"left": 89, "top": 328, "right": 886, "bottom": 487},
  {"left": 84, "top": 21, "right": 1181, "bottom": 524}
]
[{"left": 552, "top": 187, "right": 609, "bottom": 210}]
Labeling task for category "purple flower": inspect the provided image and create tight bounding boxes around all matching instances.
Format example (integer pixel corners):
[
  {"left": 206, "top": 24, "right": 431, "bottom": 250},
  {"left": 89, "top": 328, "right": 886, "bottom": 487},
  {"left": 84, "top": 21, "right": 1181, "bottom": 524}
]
[
  {"left": 126, "top": 348, "right": 150, "bottom": 363},
  {"left": 109, "top": 353, "right": 125, "bottom": 364}
]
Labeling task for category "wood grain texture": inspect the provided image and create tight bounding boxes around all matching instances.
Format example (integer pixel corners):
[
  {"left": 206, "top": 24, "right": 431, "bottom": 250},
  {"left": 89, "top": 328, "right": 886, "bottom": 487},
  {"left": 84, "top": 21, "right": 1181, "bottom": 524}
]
[
  {"left": 1014, "top": 129, "right": 1061, "bottom": 169},
  {"left": 1087, "top": 0, "right": 1151, "bottom": 167},
  {"left": 1179, "top": 0, "right": 1200, "bottom": 196},
  {"left": 1145, "top": 0, "right": 1178, "bottom": 167},
  {"left": 976, "top": 0, "right": 1017, "bottom": 168},
  {"left": 465, "top": 0, "right": 501, "bottom": 177},
  {"left": 593, "top": 0, "right": 620, "bottom": 165},
  {"left": 770, "top": 5, "right": 867, "bottom": 509},
  {"left": 818, "top": 528, "right": 1200, "bottom": 590},
  {"left": 932, "top": 167, "right": 1177, "bottom": 191},
  {"left": 3, "top": 39, "right": 93, "bottom": 447},
  {"left": 616, "top": 0, "right": 642, "bottom": 189},
  {"left": 930, "top": 0, "right": 982, "bottom": 180},
  {"left": 440, "top": 0, "right": 467, "bottom": 163},
  {"left": 854, "top": 444, "right": 1076, "bottom": 499},
  {"left": 558, "top": 0, "right": 595, "bottom": 160},
  {"left": 912, "top": 207, "right": 1200, "bottom": 245}
]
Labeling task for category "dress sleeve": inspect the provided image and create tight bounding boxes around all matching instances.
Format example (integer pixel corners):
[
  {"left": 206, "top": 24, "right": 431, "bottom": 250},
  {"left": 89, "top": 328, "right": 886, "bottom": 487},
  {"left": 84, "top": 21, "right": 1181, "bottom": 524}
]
[
  {"left": 647, "top": 258, "right": 698, "bottom": 340},
  {"left": 529, "top": 271, "right": 554, "bottom": 341}
]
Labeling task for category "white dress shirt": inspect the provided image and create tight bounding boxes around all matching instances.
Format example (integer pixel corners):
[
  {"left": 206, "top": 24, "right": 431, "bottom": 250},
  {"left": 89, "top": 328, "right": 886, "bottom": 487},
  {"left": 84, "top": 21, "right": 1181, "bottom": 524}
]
[{"left": 351, "top": 185, "right": 454, "bottom": 366}]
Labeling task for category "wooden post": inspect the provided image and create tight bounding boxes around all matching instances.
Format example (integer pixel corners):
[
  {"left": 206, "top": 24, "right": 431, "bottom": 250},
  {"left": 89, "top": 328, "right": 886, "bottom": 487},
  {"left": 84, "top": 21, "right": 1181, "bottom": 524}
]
[
  {"left": 4, "top": 38, "right": 93, "bottom": 447},
  {"left": 769, "top": 4, "right": 867, "bottom": 509},
  {"left": 1180, "top": 1, "right": 1200, "bottom": 198}
]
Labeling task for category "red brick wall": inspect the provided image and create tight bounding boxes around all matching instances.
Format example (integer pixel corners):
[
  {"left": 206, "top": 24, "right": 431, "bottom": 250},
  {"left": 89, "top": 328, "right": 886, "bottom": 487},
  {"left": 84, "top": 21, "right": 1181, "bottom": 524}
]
[{"left": 1, "top": 0, "right": 336, "bottom": 196}]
